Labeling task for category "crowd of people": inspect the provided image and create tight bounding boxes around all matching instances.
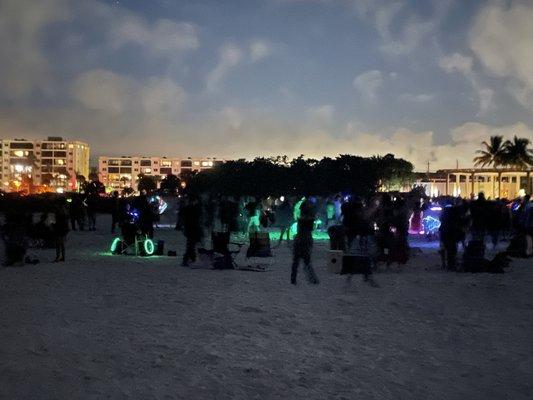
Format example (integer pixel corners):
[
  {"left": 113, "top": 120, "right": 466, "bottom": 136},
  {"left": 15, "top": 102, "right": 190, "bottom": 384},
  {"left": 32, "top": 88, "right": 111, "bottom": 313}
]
[{"left": 2, "top": 189, "right": 532, "bottom": 280}]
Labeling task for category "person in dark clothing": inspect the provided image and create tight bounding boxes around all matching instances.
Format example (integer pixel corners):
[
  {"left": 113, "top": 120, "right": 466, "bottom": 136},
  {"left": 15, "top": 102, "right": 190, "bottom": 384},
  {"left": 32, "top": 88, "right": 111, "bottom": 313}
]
[
  {"left": 390, "top": 197, "right": 410, "bottom": 264},
  {"left": 110, "top": 191, "right": 120, "bottom": 234},
  {"left": 341, "top": 198, "right": 357, "bottom": 250},
  {"left": 486, "top": 200, "right": 503, "bottom": 249},
  {"left": 180, "top": 196, "right": 203, "bottom": 266},
  {"left": 220, "top": 196, "right": 239, "bottom": 232},
  {"left": 275, "top": 198, "right": 293, "bottom": 246},
  {"left": 470, "top": 192, "right": 489, "bottom": 240},
  {"left": 2, "top": 211, "right": 28, "bottom": 266},
  {"left": 69, "top": 194, "right": 85, "bottom": 231},
  {"left": 203, "top": 196, "right": 216, "bottom": 233},
  {"left": 134, "top": 191, "right": 155, "bottom": 238},
  {"left": 376, "top": 195, "right": 395, "bottom": 264},
  {"left": 325, "top": 198, "right": 336, "bottom": 228},
  {"left": 86, "top": 194, "right": 98, "bottom": 231},
  {"left": 53, "top": 198, "right": 70, "bottom": 262},
  {"left": 291, "top": 199, "right": 319, "bottom": 285},
  {"left": 439, "top": 203, "right": 463, "bottom": 270}
]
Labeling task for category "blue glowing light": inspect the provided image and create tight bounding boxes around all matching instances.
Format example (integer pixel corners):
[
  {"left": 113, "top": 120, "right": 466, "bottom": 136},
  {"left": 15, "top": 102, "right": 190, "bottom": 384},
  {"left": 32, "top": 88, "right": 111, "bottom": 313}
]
[{"left": 422, "top": 216, "right": 441, "bottom": 234}]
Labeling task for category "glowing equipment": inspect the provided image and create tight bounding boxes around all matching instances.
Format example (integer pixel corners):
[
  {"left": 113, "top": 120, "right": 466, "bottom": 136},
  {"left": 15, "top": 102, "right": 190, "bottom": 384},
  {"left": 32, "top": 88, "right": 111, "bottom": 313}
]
[
  {"left": 422, "top": 216, "right": 441, "bottom": 234},
  {"left": 143, "top": 238, "right": 155, "bottom": 255}
]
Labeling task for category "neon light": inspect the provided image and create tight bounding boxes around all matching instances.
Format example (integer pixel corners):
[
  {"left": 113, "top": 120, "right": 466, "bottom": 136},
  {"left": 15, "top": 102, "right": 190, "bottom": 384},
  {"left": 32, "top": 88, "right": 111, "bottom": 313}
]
[
  {"left": 110, "top": 237, "right": 121, "bottom": 253},
  {"left": 143, "top": 239, "right": 155, "bottom": 255},
  {"left": 429, "top": 206, "right": 442, "bottom": 211}
]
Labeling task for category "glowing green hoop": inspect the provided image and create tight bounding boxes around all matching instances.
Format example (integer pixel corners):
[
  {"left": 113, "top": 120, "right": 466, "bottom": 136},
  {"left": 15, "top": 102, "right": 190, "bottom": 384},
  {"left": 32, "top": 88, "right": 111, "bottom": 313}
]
[
  {"left": 143, "top": 238, "right": 155, "bottom": 256},
  {"left": 110, "top": 237, "right": 121, "bottom": 254}
]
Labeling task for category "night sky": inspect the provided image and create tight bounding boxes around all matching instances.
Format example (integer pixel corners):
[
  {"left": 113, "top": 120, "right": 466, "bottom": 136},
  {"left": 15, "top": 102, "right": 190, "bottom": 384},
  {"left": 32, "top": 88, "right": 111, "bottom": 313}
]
[{"left": 1, "top": 0, "right": 532, "bottom": 169}]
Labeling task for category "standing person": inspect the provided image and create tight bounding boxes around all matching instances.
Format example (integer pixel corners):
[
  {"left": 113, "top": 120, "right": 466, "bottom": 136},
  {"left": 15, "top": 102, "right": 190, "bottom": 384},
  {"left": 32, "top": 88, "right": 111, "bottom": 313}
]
[
  {"left": 181, "top": 196, "right": 203, "bottom": 266},
  {"left": 86, "top": 194, "right": 98, "bottom": 231},
  {"left": 69, "top": 194, "right": 84, "bottom": 231},
  {"left": 275, "top": 197, "right": 293, "bottom": 246},
  {"left": 110, "top": 191, "right": 120, "bottom": 234},
  {"left": 135, "top": 190, "right": 155, "bottom": 239},
  {"left": 325, "top": 198, "right": 336, "bottom": 228},
  {"left": 291, "top": 199, "right": 319, "bottom": 285},
  {"left": 1, "top": 210, "right": 28, "bottom": 267},
  {"left": 53, "top": 198, "right": 70, "bottom": 262},
  {"left": 245, "top": 198, "right": 261, "bottom": 234},
  {"left": 486, "top": 200, "right": 502, "bottom": 249},
  {"left": 470, "top": 192, "right": 488, "bottom": 241},
  {"left": 439, "top": 202, "right": 462, "bottom": 270}
]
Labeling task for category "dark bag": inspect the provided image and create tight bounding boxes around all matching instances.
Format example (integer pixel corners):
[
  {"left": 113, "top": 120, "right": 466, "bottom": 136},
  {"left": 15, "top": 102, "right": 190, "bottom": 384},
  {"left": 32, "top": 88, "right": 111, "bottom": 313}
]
[{"left": 341, "top": 255, "right": 372, "bottom": 275}]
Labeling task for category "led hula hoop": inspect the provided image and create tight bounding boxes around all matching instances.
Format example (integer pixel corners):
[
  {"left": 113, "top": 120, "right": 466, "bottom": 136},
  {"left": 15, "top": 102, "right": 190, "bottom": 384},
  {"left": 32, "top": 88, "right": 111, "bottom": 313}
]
[
  {"left": 110, "top": 237, "right": 122, "bottom": 254},
  {"left": 143, "top": 238, "right": 155, "bottom": 256}
]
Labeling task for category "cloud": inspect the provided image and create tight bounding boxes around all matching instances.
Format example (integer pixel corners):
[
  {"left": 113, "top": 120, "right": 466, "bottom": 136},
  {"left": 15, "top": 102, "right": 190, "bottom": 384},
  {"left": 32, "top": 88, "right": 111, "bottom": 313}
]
[
  {"left": 353, "top": 70, "right": 383, "bottom": 100},
  {"left": 206, "top": 43, "right": 243, "bottom": 93},
  {"left": 469, "top": 1, "right": 533, "bottom": 110},
  {"left": 71, "top": 69, "right": 186, "bottom": 119},
  {"left": 0, "top": 0, "right": 199, "bottom": 102},
  {"left": 439, "top": 52, "right": 493, "bottom": 115},
  {"left": 399, "top": 93, "right": 435, "bottom": 103},
  {"left": 71, "top": 69, "right": 136, "bottom": 115},
  {"left": 438, "top": 53, "right": 473, "bottom": 74},
  {"left": 0, "top": 0, "right": 70, "bottom": 100},
  {"left": 141, "top": 78, "right": 187, "bottom": 117},
  {"left": 306, "top": 105, "right": 334, "bottom": 125},
  {"left": 110, "top": 16, "right": 199, "bottom": 56},
  {"left": 250, "top": 40, "right": 273, "bottom": 62},
  {"left": 356, "top": 0, "right": 452, "bottom": 56}
]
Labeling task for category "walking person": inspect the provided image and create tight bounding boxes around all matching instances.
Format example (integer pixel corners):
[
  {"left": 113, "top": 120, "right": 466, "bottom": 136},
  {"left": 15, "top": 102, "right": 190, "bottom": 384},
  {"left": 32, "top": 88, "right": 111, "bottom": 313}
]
[
  {"left": 291, "top": 199, "right": 319, "bottom": 285},
  {"left": 53, "top": 198, "right": 70, "bottom": 262}
]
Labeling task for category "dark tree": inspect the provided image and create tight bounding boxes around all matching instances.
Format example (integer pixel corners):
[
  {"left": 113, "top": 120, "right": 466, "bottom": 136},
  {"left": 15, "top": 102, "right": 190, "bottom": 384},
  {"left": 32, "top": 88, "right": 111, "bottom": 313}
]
[
  {"left": 138, "top": 175, "right": 157, "bottom": 194},
  {"left": 160, "top": 174, "right": 181, "bottom": 194}
]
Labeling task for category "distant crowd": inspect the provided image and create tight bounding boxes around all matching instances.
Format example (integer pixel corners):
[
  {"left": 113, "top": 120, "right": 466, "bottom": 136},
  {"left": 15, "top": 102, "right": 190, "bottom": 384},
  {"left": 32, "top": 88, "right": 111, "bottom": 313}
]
[{"left": 1, "top": 190, "right": 532, "bottom": 279}]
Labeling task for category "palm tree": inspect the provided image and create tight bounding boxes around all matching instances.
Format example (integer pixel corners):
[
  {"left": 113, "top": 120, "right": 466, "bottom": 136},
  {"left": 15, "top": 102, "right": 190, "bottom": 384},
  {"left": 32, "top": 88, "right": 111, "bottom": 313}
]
[
  {"left": 474, "top": 135, "right": 507, "bottom": 197},
  {"left": 502, "top": 136, "right": 533, "bottom": 169},
  {"left": 473, "top": 135, "right": 506, "bottom": 167}
]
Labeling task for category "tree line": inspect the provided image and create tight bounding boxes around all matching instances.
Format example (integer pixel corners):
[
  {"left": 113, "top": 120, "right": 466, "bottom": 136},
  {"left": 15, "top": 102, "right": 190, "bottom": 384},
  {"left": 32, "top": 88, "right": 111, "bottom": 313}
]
[{"left": 187, "top": 154, "right": 414, "bottom": 198}]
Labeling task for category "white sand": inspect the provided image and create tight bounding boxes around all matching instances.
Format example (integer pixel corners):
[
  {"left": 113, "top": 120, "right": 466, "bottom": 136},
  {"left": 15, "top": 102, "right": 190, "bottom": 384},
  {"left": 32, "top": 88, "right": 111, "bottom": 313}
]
[{"left": 1, "top": 214, "right": 532, "bottom": 399}]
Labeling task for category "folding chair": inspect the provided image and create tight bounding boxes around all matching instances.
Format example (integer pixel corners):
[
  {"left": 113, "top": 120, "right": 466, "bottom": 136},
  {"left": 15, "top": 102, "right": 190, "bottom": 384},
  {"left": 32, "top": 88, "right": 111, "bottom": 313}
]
[{"left": 195, "top": 232, "right": 243, "bottom": 269}]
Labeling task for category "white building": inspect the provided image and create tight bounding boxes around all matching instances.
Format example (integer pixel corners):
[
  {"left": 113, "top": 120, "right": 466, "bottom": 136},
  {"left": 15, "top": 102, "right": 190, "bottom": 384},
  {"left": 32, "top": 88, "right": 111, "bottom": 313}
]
[
  {"left": 98, "top": 156, "right": 223, "bottom": 190},
  {"left": 414, "top": 168, "right": 533, "bottom": 199},
  {"left": 0, "top": 137, "right": 90, "bottom": 193}
]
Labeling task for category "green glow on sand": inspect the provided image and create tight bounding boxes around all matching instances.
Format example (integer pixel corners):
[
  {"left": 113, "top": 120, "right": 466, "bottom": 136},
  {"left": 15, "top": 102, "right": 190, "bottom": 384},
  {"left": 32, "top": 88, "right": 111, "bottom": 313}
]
[{"left": 268, "top": 229, "right": 330, "bottom": 242}]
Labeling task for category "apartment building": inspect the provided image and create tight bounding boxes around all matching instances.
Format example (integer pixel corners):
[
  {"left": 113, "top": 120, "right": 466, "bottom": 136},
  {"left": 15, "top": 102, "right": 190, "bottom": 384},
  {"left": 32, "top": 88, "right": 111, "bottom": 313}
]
[
  {"left": 0, "top": 137, "right": 90, "bottom": 192},
  {"left": 98, "top": 156, "right": 223, "bottom": 190}
]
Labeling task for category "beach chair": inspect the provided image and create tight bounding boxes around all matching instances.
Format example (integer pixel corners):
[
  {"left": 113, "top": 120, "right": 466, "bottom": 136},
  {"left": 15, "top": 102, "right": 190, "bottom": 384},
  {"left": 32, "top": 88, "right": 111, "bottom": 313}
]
[{"left": 196, "top": 231, "right": 243, "bottom": 269}]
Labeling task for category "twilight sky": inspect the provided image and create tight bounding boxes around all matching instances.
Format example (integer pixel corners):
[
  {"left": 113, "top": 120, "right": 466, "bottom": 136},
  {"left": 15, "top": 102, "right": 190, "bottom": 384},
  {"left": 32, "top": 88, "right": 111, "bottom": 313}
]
[{"left": 1, "top": 0, "right": 532, "bottom": 170}]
